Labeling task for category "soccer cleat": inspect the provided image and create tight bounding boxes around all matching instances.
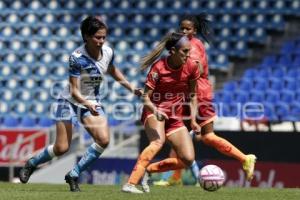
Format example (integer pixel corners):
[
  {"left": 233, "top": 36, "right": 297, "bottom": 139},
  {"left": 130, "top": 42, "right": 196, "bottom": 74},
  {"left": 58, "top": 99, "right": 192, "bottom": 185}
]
[
  {"left": 65, "top": 172, "right": 80, "bottom": 192},
  {"left": 242, "top": 154, "right": 257, "bottom": 181},
  {"left": 121, "top": 183, "right": 143, "bottom": 194},
  {"left": 153, "top": 179, "right": 170, "bottom": 186},
  {"left": 19, "top": 158, "right": 36, "bottom": 183},
  {"left": 168, "top": 177, "right": 183, "bottom": 186},
  {"left": 141, "top": 172, "right": 150, "bottom": 193}
]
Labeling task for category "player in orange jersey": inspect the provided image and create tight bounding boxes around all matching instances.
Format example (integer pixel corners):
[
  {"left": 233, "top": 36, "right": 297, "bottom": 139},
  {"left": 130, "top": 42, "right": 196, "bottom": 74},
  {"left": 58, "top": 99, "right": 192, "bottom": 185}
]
[
  {"left": 155, "top": 14, "right": 257, "bottom": 187},
  {"left": 122, "top": 32, "right": 201, "bottom": 193}
]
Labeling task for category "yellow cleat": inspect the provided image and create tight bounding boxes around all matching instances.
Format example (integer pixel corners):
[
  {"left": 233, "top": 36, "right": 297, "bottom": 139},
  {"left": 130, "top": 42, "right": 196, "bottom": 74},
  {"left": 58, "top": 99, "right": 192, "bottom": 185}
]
[
  {"left": 168, "top": 177, "right": 183, "bottom": 186},
  {"left": 242, "top": 154, "right": 257, "bottom": 181},
  {"left": 153, "top": 179, "right": 170, "bottom": 186}
]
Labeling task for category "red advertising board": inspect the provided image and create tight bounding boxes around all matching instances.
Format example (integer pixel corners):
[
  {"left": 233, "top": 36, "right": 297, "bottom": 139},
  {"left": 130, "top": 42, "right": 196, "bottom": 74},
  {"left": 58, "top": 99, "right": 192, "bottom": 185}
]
[
  {"left": 0, "top": 130, "right": 48, "bottom": 165},
  {"left": 206, "top": 160, "right": 300, "bottom": 188}
]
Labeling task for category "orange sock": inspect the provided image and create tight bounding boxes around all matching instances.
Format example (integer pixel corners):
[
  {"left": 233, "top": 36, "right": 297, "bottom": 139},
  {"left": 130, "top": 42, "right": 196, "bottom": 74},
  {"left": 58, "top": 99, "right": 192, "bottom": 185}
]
[
  {"left": 128, "top": 142, "right": 161, "bottom": 185},
  {"left": 171, "top": 169, "right": 182, "bottom": 181},
  {"left": 146, "top": 158, "right": 187, "bottom": 173},
  {"left": 203, "top": 132, "right": 246, "bottom": 162}
]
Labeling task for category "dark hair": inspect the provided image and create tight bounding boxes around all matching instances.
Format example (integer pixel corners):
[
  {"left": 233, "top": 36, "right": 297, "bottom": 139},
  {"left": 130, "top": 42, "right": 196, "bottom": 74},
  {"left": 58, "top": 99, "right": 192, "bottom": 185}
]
[
  {"left": 180, "top": 13, "right": 214, "bottom": 44},
  {"left": 80, "top": 16, "right": 108, "bottom": 42},
  {"left": 140, "top": 32, "right": 186, "bottom": 70}
]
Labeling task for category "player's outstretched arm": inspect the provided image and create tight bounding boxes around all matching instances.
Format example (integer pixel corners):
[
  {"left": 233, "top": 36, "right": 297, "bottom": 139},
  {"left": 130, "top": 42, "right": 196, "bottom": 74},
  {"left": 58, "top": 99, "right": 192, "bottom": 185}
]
[{"left": 107, "top": 65, "right": 143, "bottom": 96}]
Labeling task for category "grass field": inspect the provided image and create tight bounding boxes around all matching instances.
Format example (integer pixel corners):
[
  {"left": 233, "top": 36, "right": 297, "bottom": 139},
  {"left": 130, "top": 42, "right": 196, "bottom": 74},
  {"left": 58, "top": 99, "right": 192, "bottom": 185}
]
[{"left": 0, "top": 182, "right": 299, "bottom": 200}]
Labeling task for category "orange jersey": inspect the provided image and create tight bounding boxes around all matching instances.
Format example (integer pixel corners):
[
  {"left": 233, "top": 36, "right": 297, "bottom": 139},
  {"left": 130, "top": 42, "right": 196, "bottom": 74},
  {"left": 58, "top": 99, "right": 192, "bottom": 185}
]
[
  {"left": 190, "top": 37, "right": 209, "bottom": 79},
  {"left": 145, "top": 57, "right": 200, "bottom": 116},
  {"left": 189, "top": 37, "right": 213, "bottom": 100}
]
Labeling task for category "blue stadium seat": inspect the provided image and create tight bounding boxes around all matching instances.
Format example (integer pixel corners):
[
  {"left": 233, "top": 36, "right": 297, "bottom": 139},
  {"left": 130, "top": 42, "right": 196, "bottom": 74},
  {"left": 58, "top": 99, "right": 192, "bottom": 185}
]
[
  {"left": 289, "top": 103, "right": 300, "bottom": 121},
  {"left": 285, "top": 78, "right": 298, "bottom": 91},
  {"left": 269, "top": 78, "right": 284, "bottom": 91},
  {"left": 254, "top": 79, "right": 268, "bottom": 90},
  {"left": 264, "top": 90, "right": 280, "bottom": 104},
  {"left": 263, "top": 103, "right": 278, "bottom": 121},
  {"left": 257, "top": 68, "right": 271, "bottom": 77},
  {"left": 239, "top": 79, "right": 253, "bottom": 91},
  {"left": 3, "top": 115, "right": 19, "bottom": 127},
  {"left": 275, "top": 102, "right": 290, "bottom": 120},
  {"left": 20, "top": 116, "right": 37, "bottom": 127},
  {"left": 223, "top": 81, "right": 237, "bottom": 92},
  {"left": 38, "top": 116, "right": 55, "bottom": 127},
  {"left": 280, "top": 90, "right": 295, "bottom": 103},
  {"left": 272, "top": 68, "right": 285, "bottom": 78},
  {"left": 234, "top": 91, "right": 249, "bottom": 104},
  {"left": 250, "top": 90, "right": 265, "bottom": 102},
  {"left": 260, "top": 55, "right": 276, "bottom": 68},
  {"left": 277, "top": 55, "right": 292, "bottom": 67},
  {"left": 243, "top": 68, "right": 256, "bottom": 79},
  {"left": 220, "top": 91, "right": 233, "bottom": 104}
]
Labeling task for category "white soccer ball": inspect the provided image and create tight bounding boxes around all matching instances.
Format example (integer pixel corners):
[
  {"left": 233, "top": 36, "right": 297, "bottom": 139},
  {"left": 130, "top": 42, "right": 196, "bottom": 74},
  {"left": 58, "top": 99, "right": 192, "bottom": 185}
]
[{"left": 199, "top": 164, "right": 225, "bottom": 191}]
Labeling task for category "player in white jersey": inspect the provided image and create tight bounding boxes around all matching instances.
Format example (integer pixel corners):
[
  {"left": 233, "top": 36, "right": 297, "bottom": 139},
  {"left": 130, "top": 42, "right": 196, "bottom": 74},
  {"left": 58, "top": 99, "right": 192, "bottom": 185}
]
[{"left": 19, "top": 16, "right": 142, "bottom": 192}]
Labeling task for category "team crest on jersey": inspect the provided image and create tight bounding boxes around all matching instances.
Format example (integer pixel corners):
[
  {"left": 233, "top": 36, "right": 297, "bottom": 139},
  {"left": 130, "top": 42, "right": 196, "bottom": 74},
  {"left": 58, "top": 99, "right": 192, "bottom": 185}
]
[
  {"left": 151, "top": 72, "right": 159, "bottom": 82},
  {"left": 73, "top": 50, "right": 82, "bottom": 58}
]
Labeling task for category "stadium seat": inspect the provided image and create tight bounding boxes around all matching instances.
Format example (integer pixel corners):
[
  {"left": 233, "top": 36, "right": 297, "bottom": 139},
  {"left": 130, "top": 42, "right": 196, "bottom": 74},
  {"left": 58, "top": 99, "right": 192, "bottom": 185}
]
[
  {"left": 239, "top": 79, "right": 253, "bottom": 91},
  {"left": 234, "top": 91, "right": 249, "bottom": 104},
  {"left": 223, "top": 81, "right": 238, "bottom": 92},
  {"left": 38, "top": 116, "right": 55, "bottom": 127},
  {"left": 280, "top": 90, "right": 295, "bottom": 103},
  {"left": 3, "top": 115, "right": 19, "bottom": 127},
  {"left": 20, "top": 116, "right": 37, "bottom": 127},
  {"left": 269, "top": 78, "right": 284, "bottom": 90},
  {"left": 250, "top": 90, "right": 265, "bottom": 102},
  {"left": 254, "top": 79, "right": 268, "bottom": 90},
  {"left": 275, "top": 102, "right": 290, "bottom": 120},
  {"left": 264, "top": 90, "right": 280, "bottom": 104}
]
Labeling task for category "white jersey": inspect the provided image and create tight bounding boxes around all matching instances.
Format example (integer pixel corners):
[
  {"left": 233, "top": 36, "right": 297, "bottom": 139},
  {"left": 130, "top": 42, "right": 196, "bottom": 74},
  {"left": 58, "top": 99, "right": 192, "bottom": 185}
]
[{"left": 61, "top": 44, "right": 114, "bottom": 108}]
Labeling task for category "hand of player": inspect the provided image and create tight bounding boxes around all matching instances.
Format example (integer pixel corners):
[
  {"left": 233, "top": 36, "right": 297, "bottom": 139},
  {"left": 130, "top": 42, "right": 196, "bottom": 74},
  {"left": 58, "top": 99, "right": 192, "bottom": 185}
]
[
  {"left": 190, "top": 120, "right": 201, "bottom": 134},
  {"left": 155, "top": 110, "right": 169, "bottom": 121},
  {"left": 133, "top": 88, "right": 144, "bottom": 96},
  {"left": 85, "top": 102, "right": 100, "bottom": 116}
]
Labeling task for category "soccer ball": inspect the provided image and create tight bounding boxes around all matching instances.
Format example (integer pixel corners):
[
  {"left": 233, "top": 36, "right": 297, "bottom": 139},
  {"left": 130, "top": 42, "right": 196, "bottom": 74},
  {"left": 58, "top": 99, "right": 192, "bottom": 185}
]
[{"left": 199, "top": 164, "right": 225, "bottom": 191}]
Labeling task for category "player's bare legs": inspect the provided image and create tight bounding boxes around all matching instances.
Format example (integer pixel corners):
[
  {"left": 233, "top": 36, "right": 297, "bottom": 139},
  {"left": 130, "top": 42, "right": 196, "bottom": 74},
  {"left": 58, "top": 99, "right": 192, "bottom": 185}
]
[{"left": 19, "top": 121, "right": 72, "bottom": 183}]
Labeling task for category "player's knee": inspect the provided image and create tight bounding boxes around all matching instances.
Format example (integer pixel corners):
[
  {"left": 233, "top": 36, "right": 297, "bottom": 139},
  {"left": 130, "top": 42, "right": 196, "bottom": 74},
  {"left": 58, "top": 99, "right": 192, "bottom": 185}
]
[
  {"left": 95, "top": 138, "right": 109, "bottom": 148},
  {"left": 54, "top": 144, "right": 69, "bottom": 156},
  {"left": 182, "top": 155, "right": 195, "bottom": 166}
]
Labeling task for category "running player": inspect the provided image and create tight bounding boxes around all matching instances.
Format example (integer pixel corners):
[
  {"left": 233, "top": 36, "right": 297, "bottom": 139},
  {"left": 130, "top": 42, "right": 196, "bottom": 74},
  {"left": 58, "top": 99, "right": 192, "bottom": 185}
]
[
  {"left": 19, "top": 16, "right": 142, "bottom": 192},
  {"left": 122, "top": 32, "right": 201, "bottom": 193},
  {"left": 156, "top": 14, "right": 257, "bottom": 186}
]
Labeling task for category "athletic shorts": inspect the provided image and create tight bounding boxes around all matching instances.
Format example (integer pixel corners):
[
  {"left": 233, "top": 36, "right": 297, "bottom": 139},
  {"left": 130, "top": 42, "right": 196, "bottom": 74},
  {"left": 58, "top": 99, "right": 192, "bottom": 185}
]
[
  {"left": 54, "top": 99, "right": 105, "bottom": 122},
  {"left": 141, "top": 108, "right": 186, "bottom": 137}
]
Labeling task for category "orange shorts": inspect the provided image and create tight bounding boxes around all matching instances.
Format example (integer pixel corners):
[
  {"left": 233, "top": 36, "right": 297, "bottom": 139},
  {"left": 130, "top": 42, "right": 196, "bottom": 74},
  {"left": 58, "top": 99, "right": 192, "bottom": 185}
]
[
  {"left": 183, "top": 96, "right": 216, "bottom": 128},
  {"left": 141, "top": 108, "right": 186, "bottom": 137}
]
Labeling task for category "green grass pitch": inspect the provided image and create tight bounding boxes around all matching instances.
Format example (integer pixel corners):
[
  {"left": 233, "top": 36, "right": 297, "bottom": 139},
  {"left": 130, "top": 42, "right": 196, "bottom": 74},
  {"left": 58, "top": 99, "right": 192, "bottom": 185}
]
[{"left": 0, "top": 182, "right": 299, "bottom": 200}]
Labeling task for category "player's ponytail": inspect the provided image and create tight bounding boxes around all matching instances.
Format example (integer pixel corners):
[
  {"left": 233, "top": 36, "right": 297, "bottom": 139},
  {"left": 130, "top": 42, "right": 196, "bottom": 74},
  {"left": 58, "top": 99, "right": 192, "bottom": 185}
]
[
  {"left": 196, "top": 13, "right": 214, "bottom": 44},
  {"left": 140, "top": 32, "right": 185, "bottom": 70}
]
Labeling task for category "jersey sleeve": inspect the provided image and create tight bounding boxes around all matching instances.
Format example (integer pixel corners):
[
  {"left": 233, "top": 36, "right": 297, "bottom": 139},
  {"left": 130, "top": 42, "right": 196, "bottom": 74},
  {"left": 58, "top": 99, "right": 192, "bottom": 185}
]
[
  {"left": 69, "top": 55, "right": 81, "bottom": 77},
  {"left": 145, "top": 64, "right": 159, "bottom": 90}
]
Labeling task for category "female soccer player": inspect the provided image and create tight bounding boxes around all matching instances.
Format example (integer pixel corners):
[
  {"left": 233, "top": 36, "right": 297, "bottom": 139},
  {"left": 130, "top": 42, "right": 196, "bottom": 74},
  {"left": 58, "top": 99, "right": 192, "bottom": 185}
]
[
  {"left": 122, "top": 32, "right": 201, "bottom": 193},
  {"left": 19, "top": 16, "right": 142, "bottom": 192},
  {"left": 158, "top": 14, "right": 257, "bottom": 186}
]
